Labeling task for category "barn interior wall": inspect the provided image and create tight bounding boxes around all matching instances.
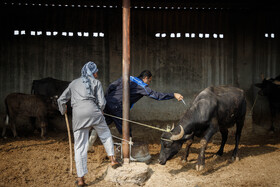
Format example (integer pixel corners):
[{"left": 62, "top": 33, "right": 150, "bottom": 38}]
[{"left": 0, "top": 4, "right": 279, "bottom": 121}]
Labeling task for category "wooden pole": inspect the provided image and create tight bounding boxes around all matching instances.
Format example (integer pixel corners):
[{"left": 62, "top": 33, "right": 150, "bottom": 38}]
[
  {"left": 64, "top": 113, "right": 73, "bottom": 174},
  {"left": 122, "top": 0, "right": 131, "bottom": 164}
]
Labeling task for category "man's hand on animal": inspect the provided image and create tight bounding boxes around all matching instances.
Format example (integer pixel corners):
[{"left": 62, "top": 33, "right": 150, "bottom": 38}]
[{"left": 174, "top": 93, "right": 183, "bottom": 101}]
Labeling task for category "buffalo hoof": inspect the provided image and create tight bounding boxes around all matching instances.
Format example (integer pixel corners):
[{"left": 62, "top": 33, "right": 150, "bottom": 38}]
[
  {"left": 213, "top": 154, "right": 220, "bottom": 159},
  {"left": 231, "top": 156, "right": 240, "bottom": 162},
  {"left": 196, "top": 164, "right": 205, "bottom": 171}
]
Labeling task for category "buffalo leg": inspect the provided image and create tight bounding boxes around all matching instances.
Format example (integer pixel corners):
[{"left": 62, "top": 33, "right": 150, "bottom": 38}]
[
  {"left": 3, "top": 115, "right": 17, "bottom": 138},
  {"left": 40, "top": 121, "right": 47, "bottom": 139},
  {"left": 216, "top": 128, "right": 228, "bottom": 156},
  {"left": 182, "top": 139, "right": 193, "bottom": 162},
  {"left": 270, "top": 108, "right": 276, "bottom": 132},
  {"left": 10, "top": 121, "right": 17, "bottom": 137},
  {"left": 30, "top": 117, "right": 37, "bottom": 132},
  {"left": 2, "top": 125, "right": 6, "bottom": 137},
  {"left": 8, "top": 115, "right": 17, "bottom": 137},
  {"left": 270, "top": 119, "right": 275, "bottom": 132},
  {"left": 232, "top": 118, "right": 244, "bottom": 161},
  {"left": 2, "top": 115, "right": 8, "bottom": 137},
  {"left": 196, "top": 126, "right": 218, "bottom": 171}
]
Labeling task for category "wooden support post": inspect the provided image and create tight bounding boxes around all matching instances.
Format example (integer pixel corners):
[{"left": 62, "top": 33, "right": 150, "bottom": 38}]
[{"left": 122, "top": 0, "right": 131, "bottom": 164}]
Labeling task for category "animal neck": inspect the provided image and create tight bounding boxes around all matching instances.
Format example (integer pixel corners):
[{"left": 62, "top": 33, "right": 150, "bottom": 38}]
[{"left": 178, "top": 111, "right": 194, "bottom": 132}]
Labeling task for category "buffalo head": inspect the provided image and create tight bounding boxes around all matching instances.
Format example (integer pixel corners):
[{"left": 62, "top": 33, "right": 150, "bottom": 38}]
[
  {"left": 255, "top": 77, "right": 280, "bottom": 96},
  {"left": 158, "top": 125, "right": 193, "bottom": 165},
  {"left": 46, "top": 95, "right": 60, "bottom": 115}
]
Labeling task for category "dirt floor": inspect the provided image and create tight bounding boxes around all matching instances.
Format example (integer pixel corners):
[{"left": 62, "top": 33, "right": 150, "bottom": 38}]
[{"left": 0, "top": 116, "right": 280, "bottom": 187}]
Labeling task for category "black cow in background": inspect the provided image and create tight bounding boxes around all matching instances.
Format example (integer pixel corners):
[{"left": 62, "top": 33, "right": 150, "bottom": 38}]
[
  {"left": 30, "top": 77, "right": 72, "bottom": 132},
  {"left": 159, "top": 86, "right": 246, "bottom": 171},
  {"left": 3, "top": 93, "right": 58, "bottom": 139},
  {"left": 31, "top": 77, "right": 70, "bottom": 97},
  {"left": 255, "top": 75, "right": 280, "bottom": 132},
  {"left": 31, "top": 77, "right": 71, "bottom": 115}
]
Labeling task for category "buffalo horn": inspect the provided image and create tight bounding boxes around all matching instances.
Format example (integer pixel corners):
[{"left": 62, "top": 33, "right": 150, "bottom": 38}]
[
  {"left": 170, "top": 125, "right": 184, "bottom": 141},
  {"left": 171, "top": 123, "right": 175, "bottom": 131}
]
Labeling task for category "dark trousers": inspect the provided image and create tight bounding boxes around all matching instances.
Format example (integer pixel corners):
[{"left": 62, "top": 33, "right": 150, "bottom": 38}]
[{"left": 104, "top": 103, "right": 132, "bottom": 137}]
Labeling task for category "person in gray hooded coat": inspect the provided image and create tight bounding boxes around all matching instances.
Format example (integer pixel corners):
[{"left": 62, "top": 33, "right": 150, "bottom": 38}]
[{"left": 57, "top": 61, "right": 120, "bottom": 187}]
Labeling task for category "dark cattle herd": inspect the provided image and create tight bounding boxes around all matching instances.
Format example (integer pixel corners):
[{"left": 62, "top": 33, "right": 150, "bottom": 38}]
[
  {"left": 255, "top": 75, "right": 280, "bottom": 132},
  {"left": 2, "top": 77, "right": 70, "bottom": 138},
  {"left": 1, "top": 75, "right": 279, "bottom": 171},
  {"left": 159, "top": 86, "right": 246, "bottom": 171}
]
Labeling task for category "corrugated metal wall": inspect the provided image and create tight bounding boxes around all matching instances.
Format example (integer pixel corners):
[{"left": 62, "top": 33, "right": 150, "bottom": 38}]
[{"left": 0, "top": 3, "right": 279, "bottom": 121}]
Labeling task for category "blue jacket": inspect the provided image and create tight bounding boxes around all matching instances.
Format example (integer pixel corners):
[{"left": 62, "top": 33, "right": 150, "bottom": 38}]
[{"left": 105, "top": 76, "right": 174, "bottom": 108}]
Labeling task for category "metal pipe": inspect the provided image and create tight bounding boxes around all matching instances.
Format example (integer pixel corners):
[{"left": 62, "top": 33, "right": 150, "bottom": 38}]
[{"left": 122, "top": 0, "right": 130, "bottom": 163}]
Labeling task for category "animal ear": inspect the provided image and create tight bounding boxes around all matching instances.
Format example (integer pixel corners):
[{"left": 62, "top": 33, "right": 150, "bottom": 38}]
[
  {"left": 254, "top": 83, "right": 263, "bottom": 88},
  {"left": 182, "top": 132, "right": 194, "bottom": 140}
]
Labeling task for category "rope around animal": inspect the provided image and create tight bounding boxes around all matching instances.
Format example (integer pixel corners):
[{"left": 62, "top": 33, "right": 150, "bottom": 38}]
[
  {"left": 107, "top": 95, "right": 259, "bottom": 142},
  {"left": 103, "top": 113, "right": 172, "bottom": 133},
  {"left": 111, "top": 135, "right": 133, "bottom": 145}
]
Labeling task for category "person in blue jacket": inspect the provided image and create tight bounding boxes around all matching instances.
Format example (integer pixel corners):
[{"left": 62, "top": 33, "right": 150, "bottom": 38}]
[{"left": 103, "top": 70, "right": 183, "bottom": 136}]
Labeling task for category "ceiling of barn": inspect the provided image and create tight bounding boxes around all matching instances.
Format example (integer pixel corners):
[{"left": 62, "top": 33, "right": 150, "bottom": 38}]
[{"left": 2, "top": 0, "right": 279, "bottom": 11}]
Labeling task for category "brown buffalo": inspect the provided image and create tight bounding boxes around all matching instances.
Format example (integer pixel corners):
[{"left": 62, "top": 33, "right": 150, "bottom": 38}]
[{"left": 2, "top": 93, "right": 58, "bottom": 139}]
